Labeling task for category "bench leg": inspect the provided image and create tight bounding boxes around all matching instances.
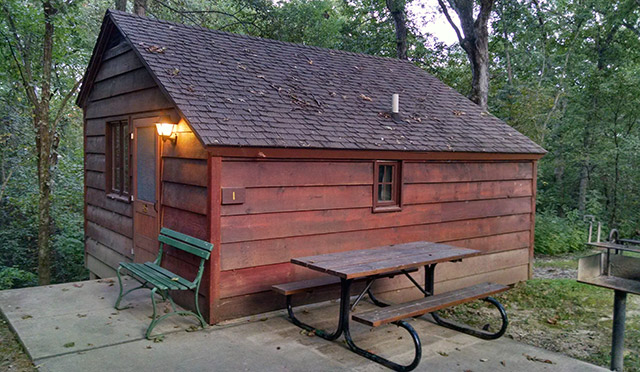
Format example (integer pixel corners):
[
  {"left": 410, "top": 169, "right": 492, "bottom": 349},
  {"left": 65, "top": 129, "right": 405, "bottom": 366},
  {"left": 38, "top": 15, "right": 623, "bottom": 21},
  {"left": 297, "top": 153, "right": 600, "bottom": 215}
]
[
  {"left": 146, "top": 287, "right": 161, "bottom": 339},
  {"left": 340, "top": 279, "right": 421, "bottom": 372},
  {"left": 344, "top": 320, "right": 422, "bottom": 372},
  {"left": 431, "top": 296, "right": 509, "bottom": 340},
  {"left": 115, "top": 267, "right": 149, "bottom": 310},
  {"left": 285, "top": 295, "right": 344, "bottom": 341},
  {"left": 144, "top": 289, "right": 208, "bottom": 340}
]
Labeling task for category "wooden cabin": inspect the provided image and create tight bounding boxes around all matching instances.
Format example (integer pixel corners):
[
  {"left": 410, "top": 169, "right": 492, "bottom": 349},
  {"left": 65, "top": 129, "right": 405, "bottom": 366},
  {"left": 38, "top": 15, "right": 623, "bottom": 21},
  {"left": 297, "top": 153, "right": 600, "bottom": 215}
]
[{"left": 77, "top": 11, "right": 546, "bottom": 324}]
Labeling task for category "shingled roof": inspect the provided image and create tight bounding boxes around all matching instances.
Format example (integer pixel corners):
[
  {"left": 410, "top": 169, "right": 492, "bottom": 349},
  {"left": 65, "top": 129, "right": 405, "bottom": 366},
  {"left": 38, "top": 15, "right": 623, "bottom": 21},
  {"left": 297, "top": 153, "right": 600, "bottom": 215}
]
[{"left": 80, "top": 10, "right": 545, "bottom": 154}]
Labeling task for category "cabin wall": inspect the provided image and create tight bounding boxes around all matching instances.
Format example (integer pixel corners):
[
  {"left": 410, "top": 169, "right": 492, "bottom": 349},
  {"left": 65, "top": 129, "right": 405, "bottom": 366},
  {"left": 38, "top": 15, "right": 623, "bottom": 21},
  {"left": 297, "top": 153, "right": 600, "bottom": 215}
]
[
  {"left": 215, "top": 158, "right": 535, "bottom": 320},
  {"left": 83, "top": 39, "right": 174, "bottom": 278},
  {"left": 159, "top": 121, "right": 211, "bottom": 317}
]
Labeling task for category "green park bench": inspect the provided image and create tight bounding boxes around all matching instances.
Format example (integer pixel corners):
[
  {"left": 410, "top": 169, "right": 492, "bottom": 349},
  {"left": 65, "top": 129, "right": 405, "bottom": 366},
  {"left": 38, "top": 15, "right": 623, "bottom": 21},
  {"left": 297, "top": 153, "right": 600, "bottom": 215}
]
[{"left": 114, "top": 227, "right": 213, "bottom": 339}]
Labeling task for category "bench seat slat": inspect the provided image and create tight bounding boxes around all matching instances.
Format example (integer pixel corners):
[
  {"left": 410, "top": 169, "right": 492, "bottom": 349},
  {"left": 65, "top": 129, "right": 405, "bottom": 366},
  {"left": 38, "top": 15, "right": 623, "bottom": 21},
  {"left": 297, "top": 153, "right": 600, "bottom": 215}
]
[
  {"left": 142, "top": 262, "right": 195, "bottom": 289},
  {"left": 352, "top": 282, "right": 509, "bottom": 327},
  {"left": 121, "top": 263, "right": 172, "bottom": 290},
  {"left": 273, "top": 276, "right": 341, "bottom": 296},
  {"left": 121, "top": 262, "right": 189, "bottom": 290},
  {"left": 159, "top": 235, "right": 211, "bottom": 259}
]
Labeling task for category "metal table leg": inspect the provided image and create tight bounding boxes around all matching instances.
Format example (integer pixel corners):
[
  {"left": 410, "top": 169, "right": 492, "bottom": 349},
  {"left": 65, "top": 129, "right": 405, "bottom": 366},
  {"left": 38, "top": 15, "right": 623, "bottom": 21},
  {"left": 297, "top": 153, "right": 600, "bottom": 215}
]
[
  {"left": 340, "top": 278, "right": 422, "bottom": 372},
  {"left": 611, "top": 290, "right": 627, "bottom": 371}
]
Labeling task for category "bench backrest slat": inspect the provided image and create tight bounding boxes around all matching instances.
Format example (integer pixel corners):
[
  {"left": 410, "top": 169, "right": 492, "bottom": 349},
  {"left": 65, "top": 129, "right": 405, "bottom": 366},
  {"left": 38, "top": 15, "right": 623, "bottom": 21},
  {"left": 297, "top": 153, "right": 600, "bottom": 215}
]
[
  {"left": 159, "top": 228, "right": 213, "bottom": 260},
  {"left": 160, "top": 228, "right": 213, "bottom": 252}
]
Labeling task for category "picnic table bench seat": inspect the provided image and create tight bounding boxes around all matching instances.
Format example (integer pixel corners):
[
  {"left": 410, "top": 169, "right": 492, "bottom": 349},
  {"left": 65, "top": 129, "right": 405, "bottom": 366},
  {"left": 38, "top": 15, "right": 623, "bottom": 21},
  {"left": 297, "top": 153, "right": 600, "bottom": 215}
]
[
  {"left": 114, "top": 227, "right": 213, "bottom": 339},
  {"left": 352, "top": 282, "right": 509, "bottom": 327}
]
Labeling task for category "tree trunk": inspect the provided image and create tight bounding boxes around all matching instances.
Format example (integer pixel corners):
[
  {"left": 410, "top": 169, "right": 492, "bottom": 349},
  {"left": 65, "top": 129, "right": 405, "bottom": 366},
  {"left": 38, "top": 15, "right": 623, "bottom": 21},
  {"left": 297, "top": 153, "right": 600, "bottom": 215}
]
[
  {"left": 438, "top": 0, "right": 494, "bottom": 111},
  {"left": 35, "top": 111, "right": 53, "bottom": 285},
  {"left": 36, "top": 1, "right": 55, "bottom": 285},
  {"left": 578, "top": 162, "right": 589, "bottom": 213},
  {"left": 385, "top": 0, "right": 408, "bottom": 60},
  {"left": 133, "top": 0, "right": 146, "bottom": 16},
  {"left": 115, "top": 0, "right": 127, "bottom": 11},
  {"left": 465, "top": 37, "right": 489, "bottom": 109}
]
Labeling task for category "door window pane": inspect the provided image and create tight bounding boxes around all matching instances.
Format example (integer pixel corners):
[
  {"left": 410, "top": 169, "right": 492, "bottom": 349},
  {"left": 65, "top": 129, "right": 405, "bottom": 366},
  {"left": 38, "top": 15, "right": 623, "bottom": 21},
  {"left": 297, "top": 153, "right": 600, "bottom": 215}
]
[{"left": 136, "top": 126, "right": 156, "bottom": 203}]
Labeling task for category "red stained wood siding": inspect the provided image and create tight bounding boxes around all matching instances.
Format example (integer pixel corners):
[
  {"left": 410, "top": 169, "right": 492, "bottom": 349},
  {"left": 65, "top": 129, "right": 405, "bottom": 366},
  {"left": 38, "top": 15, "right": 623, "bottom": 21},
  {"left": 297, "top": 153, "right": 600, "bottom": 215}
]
[
  {"left": 216, "top": 159, "right": 537, "bottom": 321},
  {"left": 157, "top": 120, "right": 211, "bottom": 316}
]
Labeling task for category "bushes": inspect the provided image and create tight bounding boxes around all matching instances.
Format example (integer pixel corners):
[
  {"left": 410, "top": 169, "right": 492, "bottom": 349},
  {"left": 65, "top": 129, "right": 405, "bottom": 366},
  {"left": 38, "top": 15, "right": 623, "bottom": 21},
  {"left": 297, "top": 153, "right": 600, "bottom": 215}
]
[
  {"left": 534, "top": 211, "right": 588, "bottom": 255},
  {"left": 0, "top": 267, "right": 37, "bottom": 289}
]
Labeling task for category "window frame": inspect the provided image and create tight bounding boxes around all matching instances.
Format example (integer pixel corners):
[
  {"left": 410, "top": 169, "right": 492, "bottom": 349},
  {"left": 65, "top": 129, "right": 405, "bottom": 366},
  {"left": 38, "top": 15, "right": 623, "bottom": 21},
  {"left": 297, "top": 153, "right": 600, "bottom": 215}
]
[
  {"left": 105, "top": 119, "right": 132, "bottom": 202},
  {"left": 372, "top": 160, "right": 402, "bottom": 213}
]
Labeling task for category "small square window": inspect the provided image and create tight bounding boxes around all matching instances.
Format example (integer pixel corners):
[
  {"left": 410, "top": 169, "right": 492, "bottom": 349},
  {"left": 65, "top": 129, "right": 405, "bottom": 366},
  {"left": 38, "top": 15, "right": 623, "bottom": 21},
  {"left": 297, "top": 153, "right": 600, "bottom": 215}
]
[
  {"left": 106, "top": 120, "right": 131, "bottom": 200},
  {"left": 373, "top": 161, "right": 402, "bottom": 212}
]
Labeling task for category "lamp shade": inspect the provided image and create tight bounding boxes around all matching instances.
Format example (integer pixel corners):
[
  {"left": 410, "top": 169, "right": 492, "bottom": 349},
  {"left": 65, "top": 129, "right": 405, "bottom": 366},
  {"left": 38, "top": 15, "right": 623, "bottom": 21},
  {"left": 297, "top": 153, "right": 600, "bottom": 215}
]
[{"left": 155, "top": 115, "right": 176, "bottom": 137}]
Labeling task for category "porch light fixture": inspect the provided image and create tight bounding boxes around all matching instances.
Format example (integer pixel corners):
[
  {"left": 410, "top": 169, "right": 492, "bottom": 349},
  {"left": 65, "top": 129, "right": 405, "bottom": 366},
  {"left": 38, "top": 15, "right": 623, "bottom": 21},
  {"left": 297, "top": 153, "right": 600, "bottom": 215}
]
[{"left": 155, "top": 115, "right": 177, "bottom": 144}]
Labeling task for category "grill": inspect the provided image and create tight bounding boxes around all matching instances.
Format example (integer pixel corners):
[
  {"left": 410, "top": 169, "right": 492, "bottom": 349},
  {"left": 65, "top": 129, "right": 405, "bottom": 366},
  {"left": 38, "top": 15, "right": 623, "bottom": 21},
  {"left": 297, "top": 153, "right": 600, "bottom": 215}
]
[{"left": 578, "top": 216, "right": 640, "bottom": 371}]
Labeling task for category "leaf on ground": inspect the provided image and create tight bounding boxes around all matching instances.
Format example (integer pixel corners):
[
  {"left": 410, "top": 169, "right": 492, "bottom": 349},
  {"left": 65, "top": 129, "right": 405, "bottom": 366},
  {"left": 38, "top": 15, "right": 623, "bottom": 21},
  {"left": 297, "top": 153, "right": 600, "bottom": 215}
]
[
  {"left": 524, "top": 353, "right": 553, "bottom": 364},
  {"left": 61, "top": 288, "right": 69, "bottom": 292},
  {"left": 76, "top": 314, "right": 87, "bottom": 318},
  {"left": 63, "top": 342, "right": 75, "bottom": 348},
  {"left": 152, "top": 335, "right": 164, "bottom": 343},
  {"left": 21, "top": 315, "right": 32, "bottom": 320},
  {"left": 479, "top": 358, "right": 488, "bottom": 362},
  {"left": 547, "top": 316, "right": 558, "bottom": 325},
  {"left": 185, "top": 326, "right": 199, "bottom": 332},
  {"left": 359, "top": 94, "right": 372, "bottom": 101},
  {"left": 437, "top": 351, "right": 448, "bottom": 357},
  {"left": 73, "top": 283, "right": 83, "bottom": 288},
  {"left": 146, "top": 345, "right": 152, "bottom": 349}
]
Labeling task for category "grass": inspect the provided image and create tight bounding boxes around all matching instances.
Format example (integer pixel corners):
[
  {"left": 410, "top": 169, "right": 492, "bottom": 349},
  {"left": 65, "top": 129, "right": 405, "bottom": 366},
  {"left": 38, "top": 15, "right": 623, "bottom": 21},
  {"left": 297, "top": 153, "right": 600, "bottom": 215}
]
[
  {"left": 440, "top": 278, "right": 640, "bottom": 370},
  {"left": 0, "top": 317, "right": 36, "bottom": 371}
]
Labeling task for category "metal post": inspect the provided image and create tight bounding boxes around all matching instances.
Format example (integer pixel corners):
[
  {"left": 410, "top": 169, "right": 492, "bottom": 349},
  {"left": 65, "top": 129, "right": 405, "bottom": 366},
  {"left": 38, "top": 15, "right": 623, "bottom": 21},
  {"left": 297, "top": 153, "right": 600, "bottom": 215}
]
[{"left": 611, "top": 290, "right": 627, "bottom": 371}]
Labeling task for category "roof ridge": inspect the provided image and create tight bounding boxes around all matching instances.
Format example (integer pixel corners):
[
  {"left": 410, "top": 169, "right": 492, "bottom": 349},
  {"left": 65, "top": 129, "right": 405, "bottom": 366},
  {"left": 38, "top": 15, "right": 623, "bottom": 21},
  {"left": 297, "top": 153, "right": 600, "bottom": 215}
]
[{"left": 106, "top": 9, "right": 417, "bottom": 66}]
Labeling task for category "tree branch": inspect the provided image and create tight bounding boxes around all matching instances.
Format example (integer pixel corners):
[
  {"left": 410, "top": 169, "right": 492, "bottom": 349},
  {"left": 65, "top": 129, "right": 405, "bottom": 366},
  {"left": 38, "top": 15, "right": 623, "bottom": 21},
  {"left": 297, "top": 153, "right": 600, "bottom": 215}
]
[
  {"left": 51, "top": 79, "right": 81, "bottom": 132},
  {"left": 437, "top": 0, "right": 464, "bottom": 44},
  {"left": 0, "top": 30, "right": 39, "bottom": 106},
  {"left": 0, "top": 6, "right": 39, "bottom": 106},
  {"left": 476, "top": 0, "right": 493, "bottom": 28}
]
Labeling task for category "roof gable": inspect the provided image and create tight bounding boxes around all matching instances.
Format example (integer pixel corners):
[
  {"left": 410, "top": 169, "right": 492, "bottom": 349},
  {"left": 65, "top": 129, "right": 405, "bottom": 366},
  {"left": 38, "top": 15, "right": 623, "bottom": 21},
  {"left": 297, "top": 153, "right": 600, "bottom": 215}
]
[{"left": 81, "top": 10, "right": 545, "bottom": 155}]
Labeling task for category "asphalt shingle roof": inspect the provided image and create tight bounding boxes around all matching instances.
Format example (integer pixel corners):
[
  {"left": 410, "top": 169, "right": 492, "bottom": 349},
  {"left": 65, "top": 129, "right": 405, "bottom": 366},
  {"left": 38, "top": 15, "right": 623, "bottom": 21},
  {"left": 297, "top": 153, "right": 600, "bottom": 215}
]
[{"left": 103, "top": 10, "right": 545, "bottom": 154}]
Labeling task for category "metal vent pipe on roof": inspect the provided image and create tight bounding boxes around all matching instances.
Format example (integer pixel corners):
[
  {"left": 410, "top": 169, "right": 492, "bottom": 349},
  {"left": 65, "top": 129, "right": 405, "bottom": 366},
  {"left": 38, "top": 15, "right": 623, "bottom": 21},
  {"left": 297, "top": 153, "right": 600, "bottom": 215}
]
[{"left": 392, "top": 94, "right": 399, "bottom": 114}]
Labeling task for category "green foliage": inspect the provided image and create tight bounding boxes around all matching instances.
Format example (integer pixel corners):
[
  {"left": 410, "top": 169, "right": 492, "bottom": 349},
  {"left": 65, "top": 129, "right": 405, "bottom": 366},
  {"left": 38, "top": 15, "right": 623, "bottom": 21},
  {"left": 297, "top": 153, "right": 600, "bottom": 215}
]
[
  {"left": 534, "top": 211, "right": 588, "bottom": 255},
  {"left": 0, "top": 267, "right": 38, "bottom": 289}
]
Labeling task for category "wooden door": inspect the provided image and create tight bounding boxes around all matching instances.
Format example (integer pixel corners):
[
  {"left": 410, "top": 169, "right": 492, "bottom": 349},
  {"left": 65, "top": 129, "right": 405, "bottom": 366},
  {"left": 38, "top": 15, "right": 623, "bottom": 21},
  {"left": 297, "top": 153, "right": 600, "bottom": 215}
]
[{"left": 132, "top": 117, "right": 160, "bottom": 263}]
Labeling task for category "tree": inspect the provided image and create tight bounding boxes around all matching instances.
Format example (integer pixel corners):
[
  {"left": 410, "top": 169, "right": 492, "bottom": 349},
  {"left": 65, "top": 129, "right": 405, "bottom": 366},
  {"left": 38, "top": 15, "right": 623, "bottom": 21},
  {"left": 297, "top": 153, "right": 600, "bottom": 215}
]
[
  {"left": 1, "top": 0, "right": 84, "bottom": 284},
  {"left": 134, "top": 0, "right": 146, "bottom": 16},
  {"left": 385, "top": 0, "right": 408, "bottom": 59},
  {"left": 115, "top": 0, "right": 127, "bottom": 11},
  {"left": 438, "top": 0, "right": 494, "bottom": 110}
]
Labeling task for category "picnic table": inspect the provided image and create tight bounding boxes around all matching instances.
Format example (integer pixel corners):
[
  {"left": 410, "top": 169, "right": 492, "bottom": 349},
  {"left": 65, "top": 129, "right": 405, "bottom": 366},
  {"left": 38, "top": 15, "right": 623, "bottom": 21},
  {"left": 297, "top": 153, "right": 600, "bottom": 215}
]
[{"left": 277, "top": 241, "right": 509, "bottom": 371}]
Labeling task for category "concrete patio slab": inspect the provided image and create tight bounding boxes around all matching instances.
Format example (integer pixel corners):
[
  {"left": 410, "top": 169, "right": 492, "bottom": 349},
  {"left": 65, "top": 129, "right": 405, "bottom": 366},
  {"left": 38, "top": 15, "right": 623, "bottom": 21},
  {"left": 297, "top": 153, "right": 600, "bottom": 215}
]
[
  {"left": 0, "top": 278, "right": 200, "bottom": 360},
  {"left": 0, "top": 279, "right": 608, "bottom": 372}
]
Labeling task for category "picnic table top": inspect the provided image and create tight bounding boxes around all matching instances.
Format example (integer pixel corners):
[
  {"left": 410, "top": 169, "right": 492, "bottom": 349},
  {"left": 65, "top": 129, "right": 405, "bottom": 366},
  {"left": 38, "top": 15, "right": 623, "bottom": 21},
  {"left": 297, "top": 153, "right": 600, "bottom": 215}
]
[{"left": 291, "top": 241, "right": 480, "bottom": 279}]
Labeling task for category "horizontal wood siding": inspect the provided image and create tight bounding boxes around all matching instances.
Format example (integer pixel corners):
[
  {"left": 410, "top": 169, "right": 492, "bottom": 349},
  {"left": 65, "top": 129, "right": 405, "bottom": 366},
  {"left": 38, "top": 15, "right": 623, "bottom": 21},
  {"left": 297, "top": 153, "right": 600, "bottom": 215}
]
[
  {"left": 216, "top": 159, "right": 535, "bottom": 320},
  {"left": 159, "top": 121, "right": 210, "bottom": 305},
  {"left": 84, "top": 39, "right": 169, "bottom": 277}
]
